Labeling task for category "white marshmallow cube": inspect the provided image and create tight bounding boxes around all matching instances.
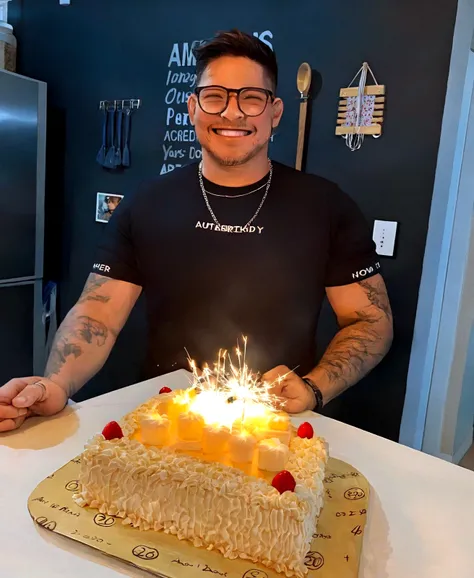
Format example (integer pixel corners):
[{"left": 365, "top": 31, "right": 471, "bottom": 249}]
[
  {"left": 140, "top": 414, "right": 171, "bottom": 447},
  {"left": 202, "top": 424, "right": 231, "bottom": 454},
  {"left": 258, "top": 438, "right": 290, "bottom": 472},
  {"left": 229, "top": 432, "right": 257, "bottom": 463}
]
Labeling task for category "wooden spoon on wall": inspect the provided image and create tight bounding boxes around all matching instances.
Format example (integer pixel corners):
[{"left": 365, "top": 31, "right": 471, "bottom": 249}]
[{"left": 295, "top": 62, "right": 312, "bottom": 171}]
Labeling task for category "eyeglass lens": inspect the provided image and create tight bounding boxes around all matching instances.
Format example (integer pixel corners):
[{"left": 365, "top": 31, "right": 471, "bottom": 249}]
[{"left": 198, "top": 87, "right": 269, "bottom": 116}]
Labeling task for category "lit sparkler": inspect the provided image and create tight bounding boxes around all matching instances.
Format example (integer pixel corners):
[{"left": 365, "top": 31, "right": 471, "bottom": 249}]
[{"left": 184, "top": 337, "right": 295, "bottom": 429}]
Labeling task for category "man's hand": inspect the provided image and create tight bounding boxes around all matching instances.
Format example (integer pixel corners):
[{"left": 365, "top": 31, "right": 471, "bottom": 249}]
[
  {"left": 0, "top": 377, "right": 68, "bottom": 433},
  {"left": 263, "top": 365, "right": 316, "bottom": 414}
]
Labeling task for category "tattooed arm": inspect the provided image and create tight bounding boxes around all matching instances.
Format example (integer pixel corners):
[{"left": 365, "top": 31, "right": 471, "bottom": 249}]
[
  {"left": 263, "top": 274, "right": 393, "bottom": 413},
  {"left": 0, "top": 273, "right": 142, "bottom": 432},
  {"left": 44, "top": 273, "right": 142, "bottom": 397},
  {"left": 305, "top": 274, "right": 393, "bottom": 404}
]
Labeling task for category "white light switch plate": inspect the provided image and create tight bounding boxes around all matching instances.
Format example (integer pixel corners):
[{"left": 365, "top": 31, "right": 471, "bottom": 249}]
[{"left": 373, "top": 220, "right": 398, "bottom": 257}]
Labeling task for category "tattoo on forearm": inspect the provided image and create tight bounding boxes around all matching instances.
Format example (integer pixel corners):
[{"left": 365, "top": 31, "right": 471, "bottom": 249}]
[
  {"left": 77, "top": 273, "right": 111, "bottom": 304},
  {"left": 318, "top": 313, "right": 388, "bottom": 389},
  {"left": 45, "top": 314, "right": 116, "bottom": 384},
  {"left": 322, "top": 277, "right": 392, "bottom": 380},
  {"left": 45, "top": 339, "right": 83, "bottom": 381},
  {"left": 313, "top": 276, "right": 393, "bottom": 399},
  {"left": 80, "top": 294, "right": 110, "bottom": 303},
  {"left": 76, "top": 315, "right": 109, "bottom": 345}
]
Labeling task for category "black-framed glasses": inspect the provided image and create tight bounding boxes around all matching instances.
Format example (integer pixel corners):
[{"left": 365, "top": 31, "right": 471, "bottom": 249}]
[{"left": 195, "top": 85, "right": 274, "bottom": 117}]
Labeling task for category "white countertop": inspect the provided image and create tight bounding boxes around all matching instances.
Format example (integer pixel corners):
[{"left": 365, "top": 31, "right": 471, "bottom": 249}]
[{"left": 1, "top": 369, "right": 473, "bottom": 578}]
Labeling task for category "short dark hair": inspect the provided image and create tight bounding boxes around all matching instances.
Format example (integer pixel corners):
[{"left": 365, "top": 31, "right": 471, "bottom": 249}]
[{"left": 194, "top": 29, "right": 278, "bottom": 92}]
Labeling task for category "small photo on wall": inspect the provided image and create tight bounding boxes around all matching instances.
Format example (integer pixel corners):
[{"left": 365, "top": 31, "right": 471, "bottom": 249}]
[{"left": 96, "top": 192, "right": 124, "bottom": 223}]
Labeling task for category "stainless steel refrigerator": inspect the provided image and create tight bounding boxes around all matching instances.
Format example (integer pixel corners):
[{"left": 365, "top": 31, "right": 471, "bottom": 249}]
[{"left": 0, "top": 68, "right": 47, "bottom": 384}]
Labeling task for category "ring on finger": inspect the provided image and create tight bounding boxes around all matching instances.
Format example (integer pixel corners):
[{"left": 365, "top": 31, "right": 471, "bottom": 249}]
[{"left": 33, "top": 381, "right": 47, "bottom": 402}]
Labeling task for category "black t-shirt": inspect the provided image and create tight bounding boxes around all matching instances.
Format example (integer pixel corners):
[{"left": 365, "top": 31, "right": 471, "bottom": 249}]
[{"left": 91, "top": 161, "right": 380, "bottom": 379}]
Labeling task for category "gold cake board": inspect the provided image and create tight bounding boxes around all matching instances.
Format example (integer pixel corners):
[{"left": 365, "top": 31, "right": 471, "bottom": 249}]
[{"left": 28, "top": 455, "right": 368, "bottom": 577}]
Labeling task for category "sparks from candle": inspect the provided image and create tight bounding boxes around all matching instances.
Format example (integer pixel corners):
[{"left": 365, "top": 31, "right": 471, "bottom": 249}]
[{"left": 184, "top": 337, "right": 294, "bottom": 429}]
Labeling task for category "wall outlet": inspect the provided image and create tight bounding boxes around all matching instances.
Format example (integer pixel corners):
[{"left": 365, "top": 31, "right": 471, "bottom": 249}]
[{"left": 373, "top": 220, "right": 398, "bottom": 257}]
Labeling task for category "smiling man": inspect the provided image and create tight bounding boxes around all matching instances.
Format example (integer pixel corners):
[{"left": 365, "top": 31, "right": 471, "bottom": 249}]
[{"left": 0, "top": 29, "right": 392, "bottom": 432}]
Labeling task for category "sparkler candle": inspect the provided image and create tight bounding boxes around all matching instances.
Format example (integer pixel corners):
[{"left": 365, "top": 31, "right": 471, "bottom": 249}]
[{"left": 186, "top": 337, "right": 288, "bottom": 424}]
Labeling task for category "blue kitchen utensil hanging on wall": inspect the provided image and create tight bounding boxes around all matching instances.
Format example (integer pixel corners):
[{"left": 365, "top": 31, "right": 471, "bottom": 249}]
[
  {"left": 114, "top": 107, "right": 123, "bottom": 168},
  {"left": 122, "top": 107, "right": 131, "bottom": 168},
  {"left": 97, "top": 99, "right": 141, "bottom": 169},
  {"left": 104, "top": 104, "right": 117, "bottom": 169},
  {"left": 96, "top": 106, "right": 108, "bottom": 167}
]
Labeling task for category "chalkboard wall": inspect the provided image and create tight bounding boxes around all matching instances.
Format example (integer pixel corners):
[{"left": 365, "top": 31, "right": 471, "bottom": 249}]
[{"left": 11, "top": 0, "right": 458, "bottom": 441}]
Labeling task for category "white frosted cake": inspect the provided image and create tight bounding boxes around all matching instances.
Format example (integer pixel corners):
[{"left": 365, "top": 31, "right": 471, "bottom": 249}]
[{"left": 73, "top": 383, "right": 328, "bottom": 578}]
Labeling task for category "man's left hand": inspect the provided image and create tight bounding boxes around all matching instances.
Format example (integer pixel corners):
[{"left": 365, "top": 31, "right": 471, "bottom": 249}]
[{"left": 262, "top": 365, "right": 316, "bottom": 414}]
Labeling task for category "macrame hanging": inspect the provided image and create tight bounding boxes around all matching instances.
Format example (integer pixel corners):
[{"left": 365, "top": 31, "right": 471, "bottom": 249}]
[{"left": 336, "top": 62, "right": 385, "bottom": 152}]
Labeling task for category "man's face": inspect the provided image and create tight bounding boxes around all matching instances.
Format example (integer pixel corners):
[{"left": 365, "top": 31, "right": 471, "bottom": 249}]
[
  {"left": 188, "top": 56, "right": 283, "bottom": 167},
  {"left": 106, "top": 197, "right": 120, "bottom": 212}
]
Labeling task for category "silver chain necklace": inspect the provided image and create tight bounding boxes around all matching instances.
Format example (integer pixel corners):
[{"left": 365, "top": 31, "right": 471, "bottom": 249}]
[
  {"left": 198, "top": 160, "right": 273, "bottom": 230},
  {"left": 204, "top": 181, "right": 267, "bottom": 199}
]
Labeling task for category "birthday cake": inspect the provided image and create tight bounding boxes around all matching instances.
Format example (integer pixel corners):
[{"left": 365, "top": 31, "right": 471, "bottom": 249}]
[{"left": 73, "top": 347, "right": 328, "bottom": 578}]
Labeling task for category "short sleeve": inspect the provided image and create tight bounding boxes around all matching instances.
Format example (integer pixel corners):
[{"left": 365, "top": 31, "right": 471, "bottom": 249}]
[
  {"left": 325, "top": 188, "right": 381, "bottom": 287},
  {"left": 90, "top": 198, "right": 142, "bottom": 286}
]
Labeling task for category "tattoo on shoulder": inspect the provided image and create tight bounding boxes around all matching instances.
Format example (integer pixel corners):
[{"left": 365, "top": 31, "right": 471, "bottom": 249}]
[
  {"left": 359, "top": 278, "right": 392, "bottom": 321},
  {"left": 77, "top": 273, "right": 111, "bottom": 304}
]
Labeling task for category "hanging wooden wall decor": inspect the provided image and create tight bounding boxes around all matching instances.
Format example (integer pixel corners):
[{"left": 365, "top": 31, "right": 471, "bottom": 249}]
[
  {"left": 295, "top": 62, "right": 312, "bottom": 171},
  {"left": 336, "top": 62, "right": 385, "bottom": 152}
]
